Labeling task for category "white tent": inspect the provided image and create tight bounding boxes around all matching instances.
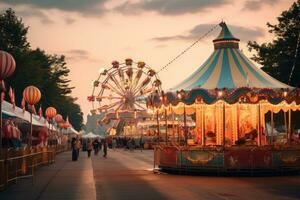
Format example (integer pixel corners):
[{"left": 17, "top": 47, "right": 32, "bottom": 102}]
[
  {"left": 3, "top": 100, "right": 47, "bottom": 127},
  {"left": 82, "top": 132, "right": 98, "bottom": 138}
]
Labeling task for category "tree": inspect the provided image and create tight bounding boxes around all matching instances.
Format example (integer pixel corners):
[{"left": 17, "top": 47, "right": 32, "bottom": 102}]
[
  {"left": 0, "top": 9, "right": 83, "bottom": 130},
  {"left": 248, "top": 0, "right": 300, "bottom": 87}
]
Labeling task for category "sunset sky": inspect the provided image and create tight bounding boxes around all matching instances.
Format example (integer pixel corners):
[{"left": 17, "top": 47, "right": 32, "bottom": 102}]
[{"left": 0, "top": 0, "right": 295, "bottom": 121}]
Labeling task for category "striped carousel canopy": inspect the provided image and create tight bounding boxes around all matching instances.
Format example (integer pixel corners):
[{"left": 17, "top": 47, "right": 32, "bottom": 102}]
[{"left": 172, "top": 22, "right": 291, "bottom": 91}]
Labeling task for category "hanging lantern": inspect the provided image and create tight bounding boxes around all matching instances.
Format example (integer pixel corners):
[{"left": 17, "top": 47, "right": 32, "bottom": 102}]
[
  {"left": 0, "top": 51, "right": 16, "bottom": 80},
  {"left": 23, "top": 86, "right": 41, "bottom": 105},
  {"left": 45, "top": 107, "right": 57, "bottom": 119},
  {"left": 55, "top": 114, "right": 63, "bottom": 123}
]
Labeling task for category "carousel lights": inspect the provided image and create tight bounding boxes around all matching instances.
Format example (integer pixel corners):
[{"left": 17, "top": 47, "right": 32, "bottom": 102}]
[
  {"left": 218, "top": 90, "right": 223, "bottom": 97},
  {"left": 177, "top": 90, "right": 186, "bottom": 100},
  {"left": 283, "top": 91, "right": 288, "bottom": 97}
]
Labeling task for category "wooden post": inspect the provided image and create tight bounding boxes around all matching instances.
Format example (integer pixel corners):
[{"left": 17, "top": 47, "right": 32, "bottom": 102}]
[{"left": 29, "top": 112, "right": 33, "bottom": 147}]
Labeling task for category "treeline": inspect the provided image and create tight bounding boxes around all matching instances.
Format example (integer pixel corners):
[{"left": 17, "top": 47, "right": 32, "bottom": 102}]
[{"left": 0, "top": 8, "right": 83, "bottom": 130}]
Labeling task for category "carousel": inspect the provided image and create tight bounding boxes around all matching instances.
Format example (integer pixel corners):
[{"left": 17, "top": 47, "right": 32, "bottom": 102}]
[
  {"left": 88, "top": 58, "right": 162, "bottom": 135},
  {"left": 147, "top": 22, "right": 300, "bottom": 174}
]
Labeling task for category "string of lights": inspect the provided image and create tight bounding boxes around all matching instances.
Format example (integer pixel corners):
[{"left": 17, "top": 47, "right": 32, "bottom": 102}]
[{"left": 157, "top": 23, "right": 219, "bottom": 74}]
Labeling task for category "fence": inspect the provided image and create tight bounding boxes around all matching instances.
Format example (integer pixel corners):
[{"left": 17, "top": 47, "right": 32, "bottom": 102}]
[{"left": 0, "top": 145, "right": 68, "bottom": 190}]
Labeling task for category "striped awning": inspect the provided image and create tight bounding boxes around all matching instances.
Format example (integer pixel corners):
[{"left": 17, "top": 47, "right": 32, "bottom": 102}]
[{"left": 171, "top": 22, "right": 291, "bottom": 91}]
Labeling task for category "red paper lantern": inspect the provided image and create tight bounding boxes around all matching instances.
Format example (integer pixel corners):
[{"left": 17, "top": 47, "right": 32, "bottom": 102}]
[
  {"left": 0, "top": 51, "right": 16, "bottom": 80},
  {"left": 23, "top": 86, "right": 41, "bottom": 105},
  {"left": 45, "top": 107, "right": 57, "bottom": 119}
]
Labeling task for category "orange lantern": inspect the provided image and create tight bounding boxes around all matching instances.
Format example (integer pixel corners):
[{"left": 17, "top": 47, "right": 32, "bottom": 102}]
[
  {"left": 55, "top": 114, "right": 63, "bottom": 123},
  {"left": 23, "top": 86, "right": 41, "bottom": 105},
  {"left": 0, "top": 51, "right": 16, "bottom": 80},
  {"left": 22, "top": 85, "right": 41, "bottom": 147},
  {"left": 45, "top": 107, "right": 57, "bottom": 119}
]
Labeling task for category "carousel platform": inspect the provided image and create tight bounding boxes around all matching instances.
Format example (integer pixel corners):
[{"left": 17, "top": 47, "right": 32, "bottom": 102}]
[{"left": 154, "top": 145, "right": 300, "bottom": 175}]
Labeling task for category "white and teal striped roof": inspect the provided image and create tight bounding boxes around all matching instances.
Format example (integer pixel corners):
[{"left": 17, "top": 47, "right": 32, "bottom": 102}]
[{"left": 172, "top": 22, "right": 291, "bottom": 91}]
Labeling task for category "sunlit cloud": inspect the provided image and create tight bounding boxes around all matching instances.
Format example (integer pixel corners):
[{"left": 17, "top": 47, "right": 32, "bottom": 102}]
[
  {"left": 0, "top": 0, "right": 108, "bottom": 15},
  {"left": 151, "top": 23, "right": 265, "bottom": 42},
  {"left": 243, "top": 0, "right": 282, "bottom": 10},
  {"left": 116, "top": 0, "right": 230, "bottom": 15}
]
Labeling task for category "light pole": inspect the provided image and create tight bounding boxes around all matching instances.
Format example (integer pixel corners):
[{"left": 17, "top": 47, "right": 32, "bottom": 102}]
[{"left": 23, "top": 86, "right": 41, "bottom": 147}]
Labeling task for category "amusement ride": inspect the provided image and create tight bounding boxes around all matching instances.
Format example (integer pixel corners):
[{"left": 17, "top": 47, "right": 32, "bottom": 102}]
[{"left": 88, "top": 22, "right": 300, "bottom": 174}]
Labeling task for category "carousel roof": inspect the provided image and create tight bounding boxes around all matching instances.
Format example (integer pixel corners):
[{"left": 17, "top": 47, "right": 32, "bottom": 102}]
[{"left": 172, "top": 22, "right": 291, "bottom": 91}]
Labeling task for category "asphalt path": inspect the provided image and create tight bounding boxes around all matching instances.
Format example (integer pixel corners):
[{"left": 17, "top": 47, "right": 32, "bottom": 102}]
[{"left": 1, "top": 149, "right": 300, "bottom": 200}]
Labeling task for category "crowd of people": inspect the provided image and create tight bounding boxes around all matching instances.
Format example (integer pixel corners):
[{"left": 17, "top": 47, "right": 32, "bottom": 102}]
[
  {"left": 71, "top": 137, "right": 108, "bottom": 161},
  {"left": 70, "top": 136, "right": 148, "bottom": 161}
]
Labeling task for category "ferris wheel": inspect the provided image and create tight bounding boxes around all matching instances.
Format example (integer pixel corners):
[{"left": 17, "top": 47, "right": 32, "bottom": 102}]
[{"left": 88, "top": 58, "right": 162, "bottom": 118}]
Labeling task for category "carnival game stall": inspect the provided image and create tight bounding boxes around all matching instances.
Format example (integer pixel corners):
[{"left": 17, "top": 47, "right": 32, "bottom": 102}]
[{"left": 147, "top": 22, "right": 300, "bottom": 174}]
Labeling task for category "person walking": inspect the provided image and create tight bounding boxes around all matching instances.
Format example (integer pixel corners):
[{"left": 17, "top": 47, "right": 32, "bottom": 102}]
[
  {"left": 71, "top": 137, "right": 77, "bottom": 161},
  {"left": 93, "top": 138, "right": 100, "bottom": 155},
  {"left": 87, "top": 139, "right": 93, "bottom": 158},
  {"left": 75, "top": 137, "right": 81, "bottom": 160},
  {"left": 103, "top": 138, "right": 108, "bottom": 158}
]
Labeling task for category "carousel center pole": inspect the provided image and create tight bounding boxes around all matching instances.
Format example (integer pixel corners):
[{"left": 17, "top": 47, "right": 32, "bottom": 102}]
[{"left": 29, "top": 110, "right": 33, "bottom": 147}]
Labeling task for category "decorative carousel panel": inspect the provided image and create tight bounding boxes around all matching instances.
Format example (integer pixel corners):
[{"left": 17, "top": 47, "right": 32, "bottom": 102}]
[
  {"left": 156, "top": 146, "right": 178, "bottom": 167},
  {"left": 237, "top": 104, "right": 258, "bottom": 145},
  {"left": 224, "top": 149, "right": 252, "bottom": 169},
  {"left": 272, "top": 150, "right": 300, "bottom": 168},
  {"left": 179, "top": 150, "right": 224, "bottom": 167}
]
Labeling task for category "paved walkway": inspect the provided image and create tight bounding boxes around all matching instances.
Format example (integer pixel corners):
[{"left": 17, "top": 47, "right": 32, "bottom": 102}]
[
  {"left": 0, "top": 152, "right": 96, "bottom": 200},
  {"left": 1, "top": 149, "right": 300, "bottom": 200}
]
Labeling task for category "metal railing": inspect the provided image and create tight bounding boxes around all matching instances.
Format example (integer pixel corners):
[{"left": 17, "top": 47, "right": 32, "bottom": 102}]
[{"left": 0, "top": 145, "right": 67, "bottom": 190}]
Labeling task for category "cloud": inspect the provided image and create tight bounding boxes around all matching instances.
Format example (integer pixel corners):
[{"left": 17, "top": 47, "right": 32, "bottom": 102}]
[
  {"left": 151, "top": 23, "right": 265, "bottom": 43},
  {"left": 0, "top": 0, "right": 108, "bottom": 15},
  {"left": 243, "top": 0, "right": 281, "bottom": 11},
  {"left": 116, "top": 0, "right": 230, "bottom": 15},
  {"left": 16, "top": 8, "right": 54, "bottom": 24},
  {"left": 63, "top": 49, "right": 101, "bottom": 63}
]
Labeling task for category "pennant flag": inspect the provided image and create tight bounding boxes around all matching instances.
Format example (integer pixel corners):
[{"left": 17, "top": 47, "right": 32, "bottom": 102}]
[
  {"left": 38, "top": 105, "right": 42, "bottom": 119},
  {"left": 21, "top": 97, "right": 26, "bottom": 113},
  {"left": 1, "top": 80, "right": 6, "bottom": 92},
  {"left": 9, "top": 87, "right": 16, "bottom": 110}
]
